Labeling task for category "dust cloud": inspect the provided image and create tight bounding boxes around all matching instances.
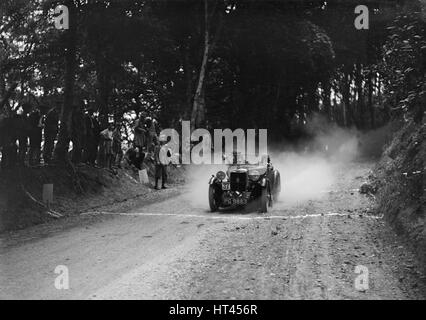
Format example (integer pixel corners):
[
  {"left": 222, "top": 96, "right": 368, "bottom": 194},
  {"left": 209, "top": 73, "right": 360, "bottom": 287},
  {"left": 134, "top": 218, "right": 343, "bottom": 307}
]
[{"left": 271, "top": 122, "right": 361, "bottom": 205}]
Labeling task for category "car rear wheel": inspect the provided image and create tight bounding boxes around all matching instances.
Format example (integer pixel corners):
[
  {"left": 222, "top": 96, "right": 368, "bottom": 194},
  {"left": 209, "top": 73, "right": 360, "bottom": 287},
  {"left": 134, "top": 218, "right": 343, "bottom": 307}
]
[
  {"left": 273, "top": 172, "right": 281, "bottom": 200},
  {"left": 209, "top": 185, "right": 219, "bottom": 212},
  {"left": 268, "top": 185, "right": 273, "bottom": 208}
]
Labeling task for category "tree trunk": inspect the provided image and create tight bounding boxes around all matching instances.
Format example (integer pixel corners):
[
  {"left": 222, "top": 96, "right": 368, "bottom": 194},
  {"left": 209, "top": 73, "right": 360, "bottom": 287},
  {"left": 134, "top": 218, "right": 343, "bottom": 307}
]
[
  {"left": 191, "top": 0, "right": 209, "bottom": 131},
  {"left": 368, "top": 71, "right": 375, "bottom": 129},
  {"left": 54, "top": 0, "right": 77, "bottom": 162},
  {"left": 355, "top": 63, "right": 364, "bottom": 128},
  {"left": 97, "top": 65, "right": 110, "bottom": 129},
  {"left": 0, "top": 76, "right": 5, "bottom": 98},
  {"left": 342, "top": 71, "right": 351, "bottom": 127},
  {"left": 322, "top": 81, "right": 331, "bottom": 121},
  {"left": 183, "top": 44, "right": 193, "bottom": 120},
  {"left": 306, "top": 82, "right": 319, "bottom": 115}
]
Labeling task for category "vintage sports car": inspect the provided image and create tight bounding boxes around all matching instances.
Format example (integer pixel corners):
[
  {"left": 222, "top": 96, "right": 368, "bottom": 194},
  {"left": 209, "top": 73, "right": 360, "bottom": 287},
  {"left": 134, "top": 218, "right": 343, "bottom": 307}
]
[{"left": 208, "top": 153, "right": 281, "bottom": 213}]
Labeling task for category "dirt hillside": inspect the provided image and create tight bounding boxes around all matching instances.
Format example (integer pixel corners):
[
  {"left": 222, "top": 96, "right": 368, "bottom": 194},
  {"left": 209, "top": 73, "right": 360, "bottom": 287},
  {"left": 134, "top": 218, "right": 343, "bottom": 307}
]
[
  {"left": 374, "top": 119, "right": 425, "bottom": 265},
  {"left": 0, "top": 162, "right": 185, "bottom": 232}
]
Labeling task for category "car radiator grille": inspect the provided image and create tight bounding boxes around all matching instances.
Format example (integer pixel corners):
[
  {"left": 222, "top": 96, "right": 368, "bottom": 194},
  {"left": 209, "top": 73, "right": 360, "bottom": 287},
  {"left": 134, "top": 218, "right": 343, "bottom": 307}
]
[{"left": 230, "top": 172, "right": 247, "bottom": 192}]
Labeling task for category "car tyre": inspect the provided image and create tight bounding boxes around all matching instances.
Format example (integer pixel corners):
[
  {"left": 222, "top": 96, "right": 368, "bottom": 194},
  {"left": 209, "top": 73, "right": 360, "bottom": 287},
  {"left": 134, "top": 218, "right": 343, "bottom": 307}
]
[
  {"left": 273, "top": 172, "right": 281, "bottom": 200},
  {"left": 268, "top": 185, "right": 273, "bottom": 208},
  {"left": 209, "top": 184, "right": 219, "bottom": 212},
  {"left": 259, "top": 187, "right": 268, "bottom": 213}
]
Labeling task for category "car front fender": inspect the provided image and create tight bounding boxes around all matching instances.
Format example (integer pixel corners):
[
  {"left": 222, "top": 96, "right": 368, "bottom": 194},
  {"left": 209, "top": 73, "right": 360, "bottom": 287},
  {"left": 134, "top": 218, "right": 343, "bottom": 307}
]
[{"left": 208, "top": 175, "right": 217, "bottom": 185}]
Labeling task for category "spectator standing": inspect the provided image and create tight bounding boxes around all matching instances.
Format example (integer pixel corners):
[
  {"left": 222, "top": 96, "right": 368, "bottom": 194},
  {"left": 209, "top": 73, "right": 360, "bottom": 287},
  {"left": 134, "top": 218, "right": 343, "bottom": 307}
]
[
  {"left": 153, "top": 134, "right": 169, "bottom": 190},
  {"left": 146, "top": 118, "right": 159, "bottom": 153},
  {"left": 133, "top": 114, "right": 146, "bottom": 151},
  {"left": 100, "top": 123, "right": 114, "bottom": 169},
  {"left": 112, "top": 124, "right": 123, "bottom": 168}
]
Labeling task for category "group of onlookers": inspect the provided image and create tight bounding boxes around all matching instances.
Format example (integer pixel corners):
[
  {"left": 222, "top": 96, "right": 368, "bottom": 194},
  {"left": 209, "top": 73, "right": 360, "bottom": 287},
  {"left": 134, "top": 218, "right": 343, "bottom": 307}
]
[
  {"left": 0, "top": 103, "right": 59, "bottom": 168},
  {"left": 125, "top": 114, "right": 169, "bottom": 189},
  {"left": 0, "top": 105, "right": 168, "bottom": 189},
  {"left": 0, "top": 102, "right": 120, "bottom": 170}
]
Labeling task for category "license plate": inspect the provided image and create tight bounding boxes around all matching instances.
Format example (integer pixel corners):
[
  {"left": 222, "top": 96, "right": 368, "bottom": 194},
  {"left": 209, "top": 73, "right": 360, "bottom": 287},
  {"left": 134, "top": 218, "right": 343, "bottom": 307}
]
[
  {"left": 231, "top": 198, "right": 247, "bottom": 205},
  {"left": 222, "top": 182, "right": 230, "bottom": 190}
]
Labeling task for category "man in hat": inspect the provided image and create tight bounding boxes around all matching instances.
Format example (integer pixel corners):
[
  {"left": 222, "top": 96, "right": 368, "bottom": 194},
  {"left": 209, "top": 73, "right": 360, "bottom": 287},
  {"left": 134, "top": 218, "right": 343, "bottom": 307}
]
[
  {"left": 112, "top": 123, "right": 123, "bottom": 168},
  {"left": 133, "top": 113, "right": 147, "bottom": 152},
  {"left": 153, "top": 134, "right": 171, "bottom": 190},
  {"left": 100, "top": 122, "right": 115, "bottom": 169}
]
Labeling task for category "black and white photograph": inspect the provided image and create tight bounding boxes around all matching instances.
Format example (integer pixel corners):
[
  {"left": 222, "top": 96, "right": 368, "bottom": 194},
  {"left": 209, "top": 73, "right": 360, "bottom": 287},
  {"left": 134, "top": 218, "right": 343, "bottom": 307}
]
[{"left": 0, "top": 0, "right": 425, "bottom": 305}]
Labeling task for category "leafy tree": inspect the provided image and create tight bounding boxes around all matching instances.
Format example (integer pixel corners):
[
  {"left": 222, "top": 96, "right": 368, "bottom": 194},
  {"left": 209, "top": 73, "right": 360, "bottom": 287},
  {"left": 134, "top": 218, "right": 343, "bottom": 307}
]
[
  {"left": 381, "top": 2, "right": 426, "bottom": 123},
  {"left": 1, "top": 0, "right": 422, "bottom": 164}
]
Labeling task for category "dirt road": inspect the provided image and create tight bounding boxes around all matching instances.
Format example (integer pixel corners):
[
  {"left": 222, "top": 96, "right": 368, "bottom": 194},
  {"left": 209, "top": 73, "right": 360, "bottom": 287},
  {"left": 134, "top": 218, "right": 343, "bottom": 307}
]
[{"left": 1, "top": 161, "right": 425, "bottom": 300}]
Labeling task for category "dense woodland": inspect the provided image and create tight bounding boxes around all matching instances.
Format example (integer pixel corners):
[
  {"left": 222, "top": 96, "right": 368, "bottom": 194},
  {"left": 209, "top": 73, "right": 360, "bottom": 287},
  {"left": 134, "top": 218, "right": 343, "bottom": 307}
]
[{"left": 0, "top": 0, "right": 425, "bottom": 162}]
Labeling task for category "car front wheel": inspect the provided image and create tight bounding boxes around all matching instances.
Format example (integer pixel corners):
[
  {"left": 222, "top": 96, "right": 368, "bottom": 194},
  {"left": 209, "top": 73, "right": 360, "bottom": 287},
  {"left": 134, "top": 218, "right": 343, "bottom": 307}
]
[
  {"left": 259, "top": 187, "right": 268, "bottom": 213},
  {"left": 209, "top": 184, "right": 219, "bottom": 212}
]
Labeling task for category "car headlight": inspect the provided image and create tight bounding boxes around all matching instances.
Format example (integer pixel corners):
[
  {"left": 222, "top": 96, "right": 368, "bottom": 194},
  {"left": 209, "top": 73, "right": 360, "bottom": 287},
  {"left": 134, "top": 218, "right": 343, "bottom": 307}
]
[
  {"left": 216, "top": 171, "right": 226, "bottom": 181},
  {"left": 248, "top": 170, "right": 260, "bottom": 181}
]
